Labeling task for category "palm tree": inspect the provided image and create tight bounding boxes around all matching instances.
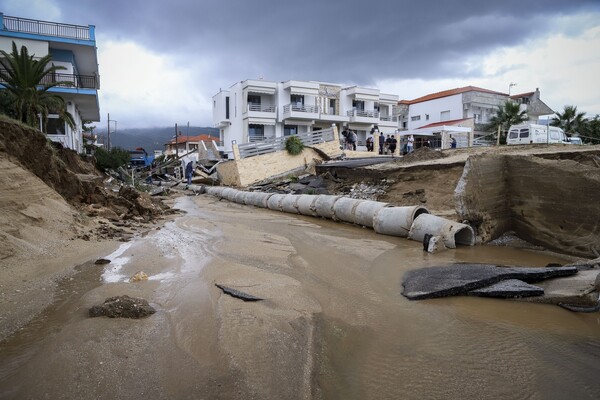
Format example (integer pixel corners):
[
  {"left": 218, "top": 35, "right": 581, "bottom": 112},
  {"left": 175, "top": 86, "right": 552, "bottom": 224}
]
[
  {"left": 0, "top": 42, "right": 75, "bottom": 130},
  {"left": 551, "top": 105, "right": 586, "bottom": 134},
  {"left": 487, "top": 101, "right": 528, "bottom": 144}
]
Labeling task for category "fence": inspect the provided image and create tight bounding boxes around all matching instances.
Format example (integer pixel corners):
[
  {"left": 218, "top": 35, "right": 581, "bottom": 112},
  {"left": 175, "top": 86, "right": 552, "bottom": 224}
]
[
  {"left": 237, "top": 127, "right": 336, "bottom": 159},
  {"left": 3, "top": 15, "right": 91, "bottom": 41}
]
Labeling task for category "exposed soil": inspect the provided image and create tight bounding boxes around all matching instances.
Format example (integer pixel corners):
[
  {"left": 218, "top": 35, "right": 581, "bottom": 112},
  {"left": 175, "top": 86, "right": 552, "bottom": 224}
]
[{"left": 0, "top": 117, "right": 174, "bottom": 340}]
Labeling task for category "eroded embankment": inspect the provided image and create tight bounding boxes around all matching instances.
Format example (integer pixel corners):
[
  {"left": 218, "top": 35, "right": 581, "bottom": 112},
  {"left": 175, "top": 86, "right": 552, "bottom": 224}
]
[{"left": 456, "top": 153, "right": 600, "bottom": 257}]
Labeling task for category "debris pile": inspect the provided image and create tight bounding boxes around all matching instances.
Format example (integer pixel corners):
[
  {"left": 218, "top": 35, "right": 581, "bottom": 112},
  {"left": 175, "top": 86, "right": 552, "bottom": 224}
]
[{"left": 89, "top": 295, "right": 156, "bottom": 318}]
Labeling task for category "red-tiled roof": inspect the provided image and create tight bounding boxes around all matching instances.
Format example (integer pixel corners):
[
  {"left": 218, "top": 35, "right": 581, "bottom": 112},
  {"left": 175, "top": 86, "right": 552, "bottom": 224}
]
[
  {"left": 399, "top": 86, "right": 508, "bottom": 105},
  {"left": 509, "top": 91, "right": 534, "bottom": 99},
  {"left": 167, "top": 134, "right": 217, "bottom": 145},
  {"left": 416, "top": 117, "right": 473, "bottom": 129}
]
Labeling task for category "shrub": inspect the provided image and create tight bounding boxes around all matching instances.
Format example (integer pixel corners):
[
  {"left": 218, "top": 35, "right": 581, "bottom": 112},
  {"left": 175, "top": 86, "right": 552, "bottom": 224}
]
[
  {"left": 285, "top": 136, "right": 304, "bottom": 155},
  {"left": 95, "top": 147, "right": 130, "bottom": 171}
]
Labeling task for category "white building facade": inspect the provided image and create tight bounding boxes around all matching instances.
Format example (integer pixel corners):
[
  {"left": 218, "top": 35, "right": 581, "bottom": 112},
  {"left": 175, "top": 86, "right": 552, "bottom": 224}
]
[
  {"left": 213, "top": 79, "right": 399, "bottom": 157},
  {"left": 0, "top": 13, "right": 100, "bottom": 153}
]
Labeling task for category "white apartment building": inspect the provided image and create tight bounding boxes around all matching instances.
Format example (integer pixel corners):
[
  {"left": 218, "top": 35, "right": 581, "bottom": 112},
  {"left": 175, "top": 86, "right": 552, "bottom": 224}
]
[
  {"left": 398, "top": 86, "right": 553, "bottom": 134},
  {"left": 213, "top": 79, "right": 399, "bottom": 156}
]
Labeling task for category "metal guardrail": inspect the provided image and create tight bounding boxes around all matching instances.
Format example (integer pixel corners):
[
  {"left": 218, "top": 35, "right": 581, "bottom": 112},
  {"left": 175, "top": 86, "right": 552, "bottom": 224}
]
[
  {"left": 283, "top": 104, "right": 318, "bottom": 113},
  {"left": 379, "top": 115, "right": 398, "bottom": 122},
  {"left": 238, "top": 128, "right": 335, "bottom": 159},
  {"left": 248, "top": 104, "right": 276, "bottom": 112},
  {"left": 0, "top": 69, "right": 98, "bottom": 89},
  {"left": 3, "top": 15, "right": 91, "bottom": 40},
  {"left": 347, "top": 109, "right": 379, "bottom": 118}
]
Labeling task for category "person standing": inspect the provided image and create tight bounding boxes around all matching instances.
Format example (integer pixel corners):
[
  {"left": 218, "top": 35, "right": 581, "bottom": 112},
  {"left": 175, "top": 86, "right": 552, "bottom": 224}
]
[
  {"left": 185, "top": 161, "right": 194, "bottom": 187},
  {"left": 379, "top": 132, "right": 385, "bottom": 154},
  {"left": 389, "top": 135, "right": 397, "bottom": 156},
  {"left": 407, "top": 134, "right": 414, "bottom": 153},
  {"left": 349, "top": 130, "right": 357, "bottom": 151},
  {"left": 450, "top": 134, "right": 457, "bottom": 149},
  {"left": 366, "top": 134, "right": 374, "bottom": 152}
]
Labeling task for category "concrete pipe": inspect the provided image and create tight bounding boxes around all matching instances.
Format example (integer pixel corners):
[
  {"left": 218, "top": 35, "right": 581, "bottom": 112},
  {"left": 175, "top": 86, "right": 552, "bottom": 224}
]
[
  {"left": 333, "top": 197, "right": 364, "bottom": 224},
  {"left": 296, "top": 195, "right": 319, "bottom": 217},
  {"left": 408, "top": 214, "right": 475, "bottom": 248},
  {"left": 267, "top": 193, "right": 286, "bottom": 212},
  {"left": 281, "top": 194, "right": 300, "bottom": 214},
  {"left": 354, "top": 200, "right": 390, "bottom": 228},
  {"left": 373, "top": 206, "right": 430, "bottom": 237},
  {"left": 204, "top": 186, "right": 224, "bottom": 197},
  {"left": 314, "top": 195, "right": 342, "bottom": 219},
  {"left": 221, "top": 187, "right": 237, "bottom": 201},
  {"left": 234, "top": 190, "right": 247, "bottom": 204},
  {"left": 245, "top": 192, "right": 273, "bottom": 208}
]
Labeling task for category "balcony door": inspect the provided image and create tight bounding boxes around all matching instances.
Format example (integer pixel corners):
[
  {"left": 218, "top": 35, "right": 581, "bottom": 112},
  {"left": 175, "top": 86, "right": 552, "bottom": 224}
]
[{"left": 248, "top": 124, "right": 264, "bottom": 142}]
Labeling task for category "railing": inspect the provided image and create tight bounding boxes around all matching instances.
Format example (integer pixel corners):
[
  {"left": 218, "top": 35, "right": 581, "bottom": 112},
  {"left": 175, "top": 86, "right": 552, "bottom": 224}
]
[
  {"left": 238, "top": 127, "right": 336, "bottom": 159},
  {"left": 249, "top": 135, "right": 266, "bottom": 142},
  {"left": 0, "top": 69, "right": 98, "bottom": 89},
  {"left": 248, "top": 104, "right": 276, "bottom": 112},
  {"left": 2, "top": 15, "right": 91, "bottom": 41},
  {"left": 347, "top": 109, "right": 379, "bottom": 118},
  {"left": 283, "top": 104, "right": 319, "bottom": 114},
  {"left": 379, "top": 115, "right": 398, "bottom": 122}
]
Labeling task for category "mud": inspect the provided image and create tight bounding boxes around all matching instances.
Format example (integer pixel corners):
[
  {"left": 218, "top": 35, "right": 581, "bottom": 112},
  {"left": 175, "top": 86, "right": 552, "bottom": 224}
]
[{"left": 1, "top": 196, "right": 599, "bottom": 399}]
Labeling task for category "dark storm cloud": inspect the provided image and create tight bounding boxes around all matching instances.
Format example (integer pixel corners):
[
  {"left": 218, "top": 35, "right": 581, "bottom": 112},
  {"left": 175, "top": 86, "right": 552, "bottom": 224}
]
[{"left": 54, "top": 0, "right": 600, "bottom": 87}]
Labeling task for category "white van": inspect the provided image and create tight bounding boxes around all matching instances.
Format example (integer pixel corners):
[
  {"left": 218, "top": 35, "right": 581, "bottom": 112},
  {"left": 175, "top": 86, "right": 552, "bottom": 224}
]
[{"left": 506, "top": 124, "right": 569, "bottom": 145}]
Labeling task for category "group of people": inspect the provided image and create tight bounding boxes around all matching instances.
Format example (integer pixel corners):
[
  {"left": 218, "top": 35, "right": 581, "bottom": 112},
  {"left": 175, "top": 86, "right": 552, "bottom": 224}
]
[
  {"left": 341, "top": 128, "right": 358, "bottom": 150},
  {"left": 342, "top": 128, "right": 458, "bottom": 154}
]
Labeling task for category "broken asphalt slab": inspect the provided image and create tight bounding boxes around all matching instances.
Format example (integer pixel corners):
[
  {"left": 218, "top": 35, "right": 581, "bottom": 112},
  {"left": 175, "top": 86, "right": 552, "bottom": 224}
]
[
  {"left": 469, "top": 279, "right": 544, "bottom": 298},
  {"left": 215, "top": 283, "right": 263, "bottom": 302},
  {"left": 401, "top": 264, "right": 577, "bottom": 300}
]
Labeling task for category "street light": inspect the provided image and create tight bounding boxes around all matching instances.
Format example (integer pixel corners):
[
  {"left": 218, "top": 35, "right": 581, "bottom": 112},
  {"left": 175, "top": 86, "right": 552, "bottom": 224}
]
[
  {"left": 107, "top": 113, "right": 117, "bottom": 151},
  {"left": 508, "top": 82, "right": 517, "bottom": 96}
]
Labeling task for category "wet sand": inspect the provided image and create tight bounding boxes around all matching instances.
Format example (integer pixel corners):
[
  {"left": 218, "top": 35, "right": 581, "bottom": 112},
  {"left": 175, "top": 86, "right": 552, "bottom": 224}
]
[{"left": 1, "top": 195, "right": 600, "bottom": 399}]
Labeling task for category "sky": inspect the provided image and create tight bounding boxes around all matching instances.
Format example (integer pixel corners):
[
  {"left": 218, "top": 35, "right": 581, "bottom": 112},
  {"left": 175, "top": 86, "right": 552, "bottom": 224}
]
[{"left": 1, "top": 0, "right": 600, "bottom": 129}]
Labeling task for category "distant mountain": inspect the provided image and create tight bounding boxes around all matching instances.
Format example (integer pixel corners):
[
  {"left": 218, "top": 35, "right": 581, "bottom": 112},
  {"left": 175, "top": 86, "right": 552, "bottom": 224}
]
[{"left": 94, "top": 126, "right": 219, "bottom": 152}]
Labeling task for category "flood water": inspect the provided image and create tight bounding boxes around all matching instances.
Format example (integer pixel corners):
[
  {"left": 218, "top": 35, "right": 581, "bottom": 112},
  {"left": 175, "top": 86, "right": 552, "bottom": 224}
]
[{"left": 1, "top": 195, "right": 599, "bottom": 399}]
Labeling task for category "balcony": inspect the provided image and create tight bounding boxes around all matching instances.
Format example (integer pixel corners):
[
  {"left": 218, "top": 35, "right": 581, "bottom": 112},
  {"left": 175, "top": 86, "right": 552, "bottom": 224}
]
[
  {"left": 379, "top": 114, "right": 399, "bottom": 127},
  {"left": 0, "top": 69, "right": 99, "bottom": 90},
  {"left": 347, "top": 109, "right": 379, "bottom": 124},
  {"left": 245, "top": 103, "right": 276, "bottom": 123},
  {"left": 282, "top": 103, "right": 319, "bottom": 120},
  {"left": 1, "top": 14, "right": 93, "bottom": 41}
]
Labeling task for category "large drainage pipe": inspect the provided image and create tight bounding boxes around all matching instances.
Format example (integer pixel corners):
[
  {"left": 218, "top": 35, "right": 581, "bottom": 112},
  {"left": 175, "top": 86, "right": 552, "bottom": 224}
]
[
  {"left": 408, "top": 214, "right": 475, "bottom": 248},
  {"left": 373, "top": 206, "right": 429, "bottom": 237},
  {"left": 296, "top": 195, "right": 318, "bottom": 217},
  {"left": 244, "top": 192, "right": 273, "bottom": 208},
  {"left": 314, "top": 195, "right": 342, "bottom": 219},
  {"left": 203, "top": 189, "right": 474, "bottom": 247}
]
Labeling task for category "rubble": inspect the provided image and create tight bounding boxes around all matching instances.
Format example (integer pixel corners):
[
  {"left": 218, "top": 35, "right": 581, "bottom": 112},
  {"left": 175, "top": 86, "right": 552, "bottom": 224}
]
[{"left": 89, "top": 295, "right": 156, "bottom": 318}]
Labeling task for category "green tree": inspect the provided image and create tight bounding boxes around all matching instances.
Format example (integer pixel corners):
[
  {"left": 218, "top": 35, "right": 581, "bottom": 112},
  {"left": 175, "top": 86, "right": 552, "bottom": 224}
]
[
  {"left": 579, "top": 114, "right": 600, "bottom": 144},
  {"left": 94, "top": 147, "right": 131, "bottom": 171},
  {"left": 0, "top": 42, "right": 75, "bottom": 130},
  {"left": 551, "top": 105, "right": 587, "bottom": 134},
  {"left": 487, "top": 101, "right": 528, "bottom": 144}
]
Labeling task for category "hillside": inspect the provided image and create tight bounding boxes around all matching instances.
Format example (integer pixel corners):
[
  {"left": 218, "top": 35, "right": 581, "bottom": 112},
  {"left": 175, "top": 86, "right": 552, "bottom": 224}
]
[{"left": 94, "top": 126, "right": 219, "bottom": 152}]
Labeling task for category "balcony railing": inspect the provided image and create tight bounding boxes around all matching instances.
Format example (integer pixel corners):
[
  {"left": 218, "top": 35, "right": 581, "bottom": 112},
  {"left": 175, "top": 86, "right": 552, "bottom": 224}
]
[
  {"left": 238, "top": 127, "right": 336, "bottom": 159},
  {"left": 0, "top": 70, "right": 99, "bottom": 89},
  {"left": 248, "top": 104, "right": 276, "bottom": 112},
  {"left": 283, "top": 104, "right": 318, "bottom": 113},
  {"left": 379, "top": 115, "right": 398, "bottom": 122},
  {"left": 347, "top": 109, "right": 379, "bottom": 118},
  {"left": 2, "top": 15, "right": 92, "bottom": 40}
]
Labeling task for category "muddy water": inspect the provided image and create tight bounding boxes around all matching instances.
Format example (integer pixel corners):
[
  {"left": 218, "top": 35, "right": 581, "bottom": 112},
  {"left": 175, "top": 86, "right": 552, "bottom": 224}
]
[{"left": 1, "top": 195, "right": 599, "bottom": 399}]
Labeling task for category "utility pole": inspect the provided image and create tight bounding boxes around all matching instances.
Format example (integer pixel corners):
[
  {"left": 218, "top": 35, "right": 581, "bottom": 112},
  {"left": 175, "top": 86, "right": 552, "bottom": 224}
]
[
  {"left": 107, "top": 112, "right": 110, "bottom": 151},
  {"left": 508, "top": 82, "right": 517, "bottom": 96}
]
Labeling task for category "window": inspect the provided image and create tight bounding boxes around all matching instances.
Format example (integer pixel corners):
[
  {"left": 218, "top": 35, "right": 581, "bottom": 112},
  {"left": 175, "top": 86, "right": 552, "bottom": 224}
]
[
  {"left": 248, "top": 124, "right": 264, "bottom": 140},
  {"left": 519, "top": 129, "right": 529, "bottom": 138},
  {"left": 411, "top": 115, "right": 421, "bottom": 121},
  {"left": 225, "top": 96, "right": 230, "bottom": 119},
  {"left": 248, "top": 95, "right": 261, "bottom": 105},
  {"left": 284, "top": 125, "right": 298, "bottom": 136},
  {"left": 352, "top": 100, "right": 364, "bottom": 110},
  {"left": 440, "top": 111, "right": 450, "bottom": 121},
  {"left": 45, "top": 115, "right": 66, "bottom": 135},
  {"left": 425, "top": 114, "right": 429, "bottom": 121},
  {"left": 402, "top": 121, "right": 407, "bottom": 129},
  {"left": 474, "top": 113, "right": 481, "bottom": 123},
  {"left": 329, "top": 98, "right": 336, "bottom": 114},
  {"left": 509, "top": 130, "right": 518, "bottom": 139},
  {"left": 291, "top": 94, "right": 304, "bottom": 106},
  {"left": 374, "top": 102, "right": 380, "bottom": 112}
]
